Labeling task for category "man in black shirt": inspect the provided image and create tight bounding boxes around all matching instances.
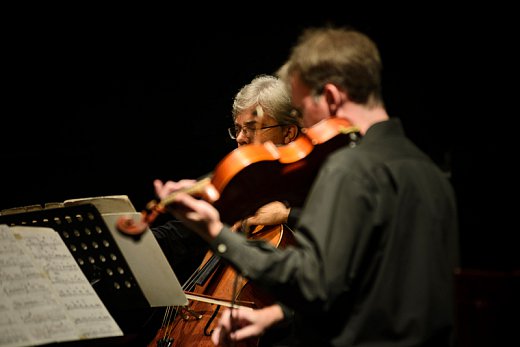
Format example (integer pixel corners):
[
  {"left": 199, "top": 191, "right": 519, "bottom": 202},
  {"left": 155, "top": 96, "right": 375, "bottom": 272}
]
[{"left": 155, "top": 26, "right": 459, "bottom": 347}]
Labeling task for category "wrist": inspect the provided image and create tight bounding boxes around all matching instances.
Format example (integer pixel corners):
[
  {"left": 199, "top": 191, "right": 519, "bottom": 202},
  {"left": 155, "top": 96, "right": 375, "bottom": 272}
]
[{"left": 262, "top": 304, "right": 285, "bottom": 328}]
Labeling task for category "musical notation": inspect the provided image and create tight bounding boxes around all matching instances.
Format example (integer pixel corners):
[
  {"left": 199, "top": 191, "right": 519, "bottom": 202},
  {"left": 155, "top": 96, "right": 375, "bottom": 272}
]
[{"left": 0, "top": 224, "right": 123, "bottom": 347}]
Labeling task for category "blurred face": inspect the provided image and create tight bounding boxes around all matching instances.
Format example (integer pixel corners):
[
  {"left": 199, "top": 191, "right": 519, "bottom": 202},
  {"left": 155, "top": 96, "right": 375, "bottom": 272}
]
[
  {"left": 289, "top": 74, "right": 330, "bottom": 128},
  {"left": 233, "top": 107, "right": 287, "bottom": 147}
]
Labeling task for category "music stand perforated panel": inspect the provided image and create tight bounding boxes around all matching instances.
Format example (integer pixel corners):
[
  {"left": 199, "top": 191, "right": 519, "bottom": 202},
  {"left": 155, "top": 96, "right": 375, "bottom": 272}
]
[{"left": 0, "top": 204, "right": 149, "bottom": 310}]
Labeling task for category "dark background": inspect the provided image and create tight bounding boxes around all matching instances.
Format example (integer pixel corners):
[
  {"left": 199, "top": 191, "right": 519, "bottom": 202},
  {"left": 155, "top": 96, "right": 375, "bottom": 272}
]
[{"left": 2, "top": 7, "right": 516, "bottom": 271}]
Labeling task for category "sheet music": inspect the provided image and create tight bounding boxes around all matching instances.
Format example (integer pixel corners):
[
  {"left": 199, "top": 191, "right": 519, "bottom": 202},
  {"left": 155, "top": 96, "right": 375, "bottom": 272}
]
[{"left": 0, "top": 224, "right": 123, "bottom": 347}]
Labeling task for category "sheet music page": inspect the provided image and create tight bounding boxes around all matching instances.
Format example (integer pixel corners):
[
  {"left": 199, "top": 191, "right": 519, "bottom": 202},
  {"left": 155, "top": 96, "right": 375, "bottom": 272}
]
[{"left": 0, "top": 224, "right": 123, "bottom": 347}]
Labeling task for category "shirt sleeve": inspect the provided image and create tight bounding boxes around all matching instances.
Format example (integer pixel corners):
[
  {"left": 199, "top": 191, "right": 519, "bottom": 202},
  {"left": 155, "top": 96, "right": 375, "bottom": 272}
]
[{"left": 286, "top": 206, "right": 301, "bottom": 230}]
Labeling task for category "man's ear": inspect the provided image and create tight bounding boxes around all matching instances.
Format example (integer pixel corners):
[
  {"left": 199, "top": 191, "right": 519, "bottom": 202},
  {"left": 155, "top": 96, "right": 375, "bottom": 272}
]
[
  {"left": 283, "top": 124, "right": 299, "bottom": 144},
  {"left": 323, "top": 83, "right": 344, "bottom": 116}
]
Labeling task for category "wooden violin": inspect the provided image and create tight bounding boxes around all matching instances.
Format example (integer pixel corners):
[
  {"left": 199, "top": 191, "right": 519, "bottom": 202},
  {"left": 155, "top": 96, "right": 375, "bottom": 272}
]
[
  {"left": 116, "top": 117, "right": 360, "bottom": 235},
  {"left": 115, "top": 117, "right": 359, "bottom": 346}
]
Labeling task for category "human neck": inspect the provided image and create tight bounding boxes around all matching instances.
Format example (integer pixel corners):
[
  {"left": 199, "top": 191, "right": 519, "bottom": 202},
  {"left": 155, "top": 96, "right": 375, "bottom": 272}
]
[{"left": 338, "top": 102, "right": 388, "bottom": 135}]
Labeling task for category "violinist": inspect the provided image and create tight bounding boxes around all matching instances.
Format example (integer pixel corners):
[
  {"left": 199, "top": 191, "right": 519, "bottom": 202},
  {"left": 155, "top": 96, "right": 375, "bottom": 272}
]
[{"left": 155, "top": 26, "right": 459, "bottom": 347}]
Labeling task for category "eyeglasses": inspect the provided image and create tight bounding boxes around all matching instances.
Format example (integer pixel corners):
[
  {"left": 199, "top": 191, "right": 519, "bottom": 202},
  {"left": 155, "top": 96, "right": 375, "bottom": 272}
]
[{"left": 227, "top": 124, "right": 284, "bottom": 140}]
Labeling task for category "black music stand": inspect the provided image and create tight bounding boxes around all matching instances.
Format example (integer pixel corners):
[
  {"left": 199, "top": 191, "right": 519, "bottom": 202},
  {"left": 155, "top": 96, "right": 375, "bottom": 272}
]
[{"left": 0, "top": 198, "right": 187, "bottom": 313}]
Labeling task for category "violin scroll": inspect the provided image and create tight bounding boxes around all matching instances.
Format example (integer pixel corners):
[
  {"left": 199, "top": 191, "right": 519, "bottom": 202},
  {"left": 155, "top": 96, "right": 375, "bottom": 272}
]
[
  {"left": 116, "top": 177, "right": 221, "bottom": 236},
  {"left": 115, "top": 200, "right": 164, "bottom": 236}
]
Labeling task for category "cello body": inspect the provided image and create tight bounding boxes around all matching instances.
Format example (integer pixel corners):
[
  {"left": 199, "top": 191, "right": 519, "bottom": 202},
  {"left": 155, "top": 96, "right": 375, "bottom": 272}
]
[{"left": 148, "top": 224, "right": 294, "bottom": 347}]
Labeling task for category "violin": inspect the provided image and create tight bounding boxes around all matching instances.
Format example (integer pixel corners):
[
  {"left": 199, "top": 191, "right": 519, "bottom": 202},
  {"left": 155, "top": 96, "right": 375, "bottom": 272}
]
[
  {"left": 116, "top": 117, "right": 359, "bottom": 346},
  {"left": 116, "top": 117, "right": 360, "bottom": 235}
]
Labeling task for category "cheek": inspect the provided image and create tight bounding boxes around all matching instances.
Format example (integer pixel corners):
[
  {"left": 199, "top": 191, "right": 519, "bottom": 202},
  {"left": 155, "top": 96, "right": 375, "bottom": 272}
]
[
  {"left": 302, "top": 105, "right": 327, "bottom": 127},
  {"left": 261, "top": 133, "right": 280, "bottom": 146}
]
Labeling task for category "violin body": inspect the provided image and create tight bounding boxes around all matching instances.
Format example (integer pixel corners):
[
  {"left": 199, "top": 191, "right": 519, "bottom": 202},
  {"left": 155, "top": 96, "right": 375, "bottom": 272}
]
[
  {"left": 148, "top": 224, "right": 294, "bottom": 347},
  {"left": 117, "top": 118, "right": 359, "bottom": 235},
  {"left": 212, "top": 118, "right": 359, "bottom": 224}
]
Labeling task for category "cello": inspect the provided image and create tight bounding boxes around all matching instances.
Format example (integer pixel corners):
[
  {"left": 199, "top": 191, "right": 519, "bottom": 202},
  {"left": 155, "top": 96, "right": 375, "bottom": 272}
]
[
  {"left": 116, "top": 118, "right": 360, "bottom": 346},
  {"left": 146, "top": 223, "right": 294, "bottom": 347}
]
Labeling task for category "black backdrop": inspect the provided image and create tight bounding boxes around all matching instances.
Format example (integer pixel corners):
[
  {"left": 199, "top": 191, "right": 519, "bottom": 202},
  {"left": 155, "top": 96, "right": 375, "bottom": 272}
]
[{"left": 2, "top": 8, "right": 516, "bottom": 270}]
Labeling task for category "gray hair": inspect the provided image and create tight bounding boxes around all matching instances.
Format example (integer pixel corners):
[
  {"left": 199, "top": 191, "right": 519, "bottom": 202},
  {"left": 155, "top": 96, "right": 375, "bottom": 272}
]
[{"left": 232, "top": 74, "right": 302, "bottom": 126}]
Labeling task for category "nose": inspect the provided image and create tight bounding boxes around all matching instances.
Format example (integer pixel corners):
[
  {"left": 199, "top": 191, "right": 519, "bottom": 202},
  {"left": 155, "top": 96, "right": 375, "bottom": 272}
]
[{"left": 236, "top": 132, "right": 249, "bottom": 146}]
